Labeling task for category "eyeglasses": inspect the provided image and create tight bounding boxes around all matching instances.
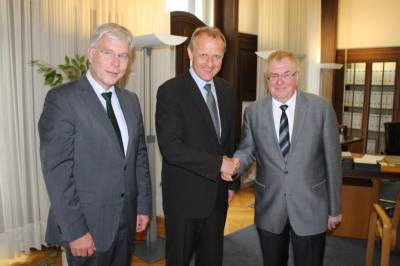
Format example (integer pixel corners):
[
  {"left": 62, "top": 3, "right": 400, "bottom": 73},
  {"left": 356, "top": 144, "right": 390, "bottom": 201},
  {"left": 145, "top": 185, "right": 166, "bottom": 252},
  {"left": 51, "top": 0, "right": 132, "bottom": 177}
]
[
  {"left": 267, "top": 71, "right": 297, "bottom": 82},
  {"left": 96, "top": 48, "right": 130, "bottom": 61}
]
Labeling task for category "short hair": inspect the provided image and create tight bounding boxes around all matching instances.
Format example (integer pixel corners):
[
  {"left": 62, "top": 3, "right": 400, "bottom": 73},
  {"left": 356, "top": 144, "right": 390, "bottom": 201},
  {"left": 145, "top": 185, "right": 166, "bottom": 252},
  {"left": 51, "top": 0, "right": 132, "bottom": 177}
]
[
  {"left": 188, "top": 26, "right": 227, "bottom": 52},
  {"left": 265, "top": 50, "right": 300, "bottom": 73},
  {"left": 90, "top": 23, "right": 134, "bottom": 51}
]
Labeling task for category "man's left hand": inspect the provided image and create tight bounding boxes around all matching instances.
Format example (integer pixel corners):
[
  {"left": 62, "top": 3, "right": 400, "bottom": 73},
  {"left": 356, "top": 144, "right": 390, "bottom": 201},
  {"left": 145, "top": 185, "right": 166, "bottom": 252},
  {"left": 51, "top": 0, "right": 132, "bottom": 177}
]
[
  {"left": 136, "top": 215, "right": 150, "bottom": 232},
  {"left": 327, "top": 214, "right": 342, "bottom": 231}
]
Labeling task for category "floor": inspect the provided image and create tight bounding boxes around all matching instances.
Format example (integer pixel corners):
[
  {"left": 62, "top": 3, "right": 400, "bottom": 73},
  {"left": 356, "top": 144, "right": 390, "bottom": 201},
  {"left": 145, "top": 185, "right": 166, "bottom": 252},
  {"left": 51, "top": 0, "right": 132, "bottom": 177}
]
[{"left": 1, "top": 186, "right": 255, "bottom": 266}]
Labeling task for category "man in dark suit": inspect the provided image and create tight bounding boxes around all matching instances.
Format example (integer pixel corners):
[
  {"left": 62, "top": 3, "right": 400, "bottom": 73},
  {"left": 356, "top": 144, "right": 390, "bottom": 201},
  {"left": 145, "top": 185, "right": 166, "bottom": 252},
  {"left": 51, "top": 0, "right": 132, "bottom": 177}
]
[
  {"left": 156, "top": 26, "right": 240, "bottom": 266},
  {"left": 234, "top": 50, "right": 342, "bottom": 266},
  {"left": 38, "top": 23, "right": 152, "bottom": 266}
]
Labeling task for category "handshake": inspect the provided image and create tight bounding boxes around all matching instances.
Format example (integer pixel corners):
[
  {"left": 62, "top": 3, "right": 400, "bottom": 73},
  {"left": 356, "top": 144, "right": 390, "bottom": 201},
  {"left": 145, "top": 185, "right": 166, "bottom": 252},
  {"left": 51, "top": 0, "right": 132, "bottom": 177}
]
[{"left": 220, "top": 155, "right": 240, "bottom": 181}]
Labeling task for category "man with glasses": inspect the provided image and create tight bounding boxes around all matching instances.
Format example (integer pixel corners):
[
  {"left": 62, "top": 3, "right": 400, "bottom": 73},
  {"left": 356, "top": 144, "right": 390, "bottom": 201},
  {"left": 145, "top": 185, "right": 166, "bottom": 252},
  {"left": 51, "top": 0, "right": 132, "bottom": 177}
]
[
  {"left": 39, "top": 23, "right": 151, "bottom": 266},
  {"left": 234, "top": 50, "right": 342, "bottom": 266}
]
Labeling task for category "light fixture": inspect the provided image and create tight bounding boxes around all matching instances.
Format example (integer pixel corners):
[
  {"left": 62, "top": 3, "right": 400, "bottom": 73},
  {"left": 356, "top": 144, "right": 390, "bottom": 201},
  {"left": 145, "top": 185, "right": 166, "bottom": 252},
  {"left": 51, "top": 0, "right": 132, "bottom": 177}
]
[{"left": 133, "top": 33, "right": 187, "bottom": 263}]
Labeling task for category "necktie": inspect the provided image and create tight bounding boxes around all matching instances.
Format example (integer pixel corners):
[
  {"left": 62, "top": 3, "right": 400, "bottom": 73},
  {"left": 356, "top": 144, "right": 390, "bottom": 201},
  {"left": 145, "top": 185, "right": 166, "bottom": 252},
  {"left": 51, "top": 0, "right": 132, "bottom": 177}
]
[
  {"left": 279, "top": 104, "right": 290, "bottom": 159},
  {"left": 101, "top": 92, "right": 124, "bottom": 156},
  {"left": 204, "top": 83, "right": 221, "bottom": 140}
]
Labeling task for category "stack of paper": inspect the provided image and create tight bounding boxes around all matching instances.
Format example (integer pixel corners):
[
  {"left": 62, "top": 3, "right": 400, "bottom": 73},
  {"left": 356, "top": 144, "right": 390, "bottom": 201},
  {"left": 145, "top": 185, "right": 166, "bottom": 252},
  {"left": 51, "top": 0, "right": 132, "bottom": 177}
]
[{"left": 354, "top": 154, "right": 384, "bottom": 170}]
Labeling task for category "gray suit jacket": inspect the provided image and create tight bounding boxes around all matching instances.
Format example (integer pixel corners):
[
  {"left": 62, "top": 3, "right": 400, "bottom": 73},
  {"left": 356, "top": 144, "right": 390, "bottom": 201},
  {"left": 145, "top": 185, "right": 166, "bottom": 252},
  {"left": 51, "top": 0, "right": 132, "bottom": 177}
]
[
  {"left": 39, "top": 76, "right": 151, "bottom": 251},
  {"left": 234, "top": 90, "right": 342, "bottom": 236}
]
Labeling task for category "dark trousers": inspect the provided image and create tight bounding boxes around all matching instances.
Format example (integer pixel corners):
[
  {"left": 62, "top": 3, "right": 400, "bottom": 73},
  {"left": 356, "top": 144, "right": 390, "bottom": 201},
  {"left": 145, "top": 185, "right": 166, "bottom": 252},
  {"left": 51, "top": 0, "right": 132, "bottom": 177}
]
[
  {"left": 164, "top": 203, "right": 227, "bottom": 266},
  {"left": 257, "top": 220, "right": 326, "bottom": 266},
  {"left": 65, "top": 197, "right": 132, "bottom": 266}
]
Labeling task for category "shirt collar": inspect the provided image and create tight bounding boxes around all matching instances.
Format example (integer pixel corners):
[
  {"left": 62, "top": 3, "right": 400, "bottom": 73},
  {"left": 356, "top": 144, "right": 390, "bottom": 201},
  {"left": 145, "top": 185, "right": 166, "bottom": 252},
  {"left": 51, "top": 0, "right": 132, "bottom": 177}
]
[
  {"left": 272, "top": 90, "right": 297, "bottom": 109},
  {"left": 189, "top": 68, "right": 215, "bottom": 90},
  {"left": 86, "top": 70, "right": 116, "bottom": 96}
]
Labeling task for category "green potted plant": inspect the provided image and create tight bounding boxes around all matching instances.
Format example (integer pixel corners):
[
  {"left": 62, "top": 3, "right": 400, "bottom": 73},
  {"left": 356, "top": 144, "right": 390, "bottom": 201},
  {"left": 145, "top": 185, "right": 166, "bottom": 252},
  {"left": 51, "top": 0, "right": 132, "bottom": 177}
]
[{"left": 31, "top": 54, "right": 88, "bottom": 87}]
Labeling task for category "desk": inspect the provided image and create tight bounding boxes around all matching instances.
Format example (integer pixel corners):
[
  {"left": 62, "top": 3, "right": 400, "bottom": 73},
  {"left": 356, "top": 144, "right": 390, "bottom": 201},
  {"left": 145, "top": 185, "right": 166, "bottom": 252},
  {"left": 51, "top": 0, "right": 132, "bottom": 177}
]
[
  {"left": 341, "top": 137, "right": 362, "bottom": 152},
  {"left": 331, "top": 155, "right": 400, "bottom": 239}
]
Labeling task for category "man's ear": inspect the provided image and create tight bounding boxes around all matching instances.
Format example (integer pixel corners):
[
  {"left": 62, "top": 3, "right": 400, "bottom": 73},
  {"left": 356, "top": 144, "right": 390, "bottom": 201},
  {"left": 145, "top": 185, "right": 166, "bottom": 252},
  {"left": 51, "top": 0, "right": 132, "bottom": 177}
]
[
  {"left": 187, "top": 47, "right": 193, "bottom": 61},
  {"left": 295, "top": 70, "right": 300, "bottom": 82},
  {"left": 87, "top": 48, "right": 95, "bottom": 64}
]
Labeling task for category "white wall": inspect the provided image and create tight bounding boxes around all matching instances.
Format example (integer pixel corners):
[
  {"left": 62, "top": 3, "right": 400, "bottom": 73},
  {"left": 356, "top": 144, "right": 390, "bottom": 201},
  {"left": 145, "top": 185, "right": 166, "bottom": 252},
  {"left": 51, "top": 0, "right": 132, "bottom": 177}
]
[
  {"left": 337, "top": 0, "right": 400, "bottom": 49},
  {"left": 239, "top": 0, "right": 258, "bottom": 34}
]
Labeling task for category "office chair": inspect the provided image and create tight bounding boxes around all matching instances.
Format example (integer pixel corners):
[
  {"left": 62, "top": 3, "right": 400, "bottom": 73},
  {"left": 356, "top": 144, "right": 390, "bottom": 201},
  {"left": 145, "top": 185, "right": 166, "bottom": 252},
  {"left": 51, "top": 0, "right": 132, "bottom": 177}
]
[
  {"left": 380, "top": 122, "right": 400, "bottom": 215},
  {"left": 384, "top": 122, "right": 400, "bottom": 156},
  {"left": 365, "top": 193, "right": 400, "bottom": 266}
]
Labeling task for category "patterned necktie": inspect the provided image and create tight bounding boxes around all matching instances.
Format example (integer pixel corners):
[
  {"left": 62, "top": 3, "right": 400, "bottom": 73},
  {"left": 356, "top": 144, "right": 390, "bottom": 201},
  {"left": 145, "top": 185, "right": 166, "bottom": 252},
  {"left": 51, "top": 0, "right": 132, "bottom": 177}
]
[
  {"left": 279, "top": 104, "right": 290, "bottom": 159},
  {"left": 204, "top": 83, "right": 221, "bottom": 140},
  {"left": 101, "top": 92, "right": 124, "bottom": 156}
]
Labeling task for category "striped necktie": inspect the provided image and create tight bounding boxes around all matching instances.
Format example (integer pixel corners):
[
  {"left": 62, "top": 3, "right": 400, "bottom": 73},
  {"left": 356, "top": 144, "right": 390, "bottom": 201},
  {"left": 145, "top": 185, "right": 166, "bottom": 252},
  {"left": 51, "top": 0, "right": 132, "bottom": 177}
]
[{"left": 279, "top": 104, "right": 290, "bottom": 159}]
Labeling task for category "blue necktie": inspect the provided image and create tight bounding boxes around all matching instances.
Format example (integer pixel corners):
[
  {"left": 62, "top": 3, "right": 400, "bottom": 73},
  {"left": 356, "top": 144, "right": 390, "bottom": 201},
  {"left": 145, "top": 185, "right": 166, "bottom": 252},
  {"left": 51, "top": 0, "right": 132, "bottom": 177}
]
[
  {"left": 101, "top": 92, "right": 124, "bottom": 156},
  {"left": 279, "top": 104, "right": 290, "bottom": 159}
]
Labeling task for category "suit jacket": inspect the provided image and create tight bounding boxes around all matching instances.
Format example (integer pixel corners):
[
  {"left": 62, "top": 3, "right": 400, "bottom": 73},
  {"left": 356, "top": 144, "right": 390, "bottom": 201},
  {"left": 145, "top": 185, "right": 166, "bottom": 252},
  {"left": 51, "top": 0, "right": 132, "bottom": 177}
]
[
  {"left": 38, "top": 76, "right": 151, "bottom": 251},
  {"left": 234, "top": 90, "right": 342, "bottom": 236},
  {"left": 156, "top": 71, "right": 239, "bottom": 219}
]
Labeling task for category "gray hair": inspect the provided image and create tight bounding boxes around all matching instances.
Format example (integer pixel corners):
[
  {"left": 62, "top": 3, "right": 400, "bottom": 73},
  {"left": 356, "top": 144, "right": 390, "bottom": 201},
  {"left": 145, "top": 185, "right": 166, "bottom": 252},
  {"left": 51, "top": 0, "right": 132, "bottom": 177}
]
[{"left": 90, "top": 23, "right": 134, "bottom": 50}]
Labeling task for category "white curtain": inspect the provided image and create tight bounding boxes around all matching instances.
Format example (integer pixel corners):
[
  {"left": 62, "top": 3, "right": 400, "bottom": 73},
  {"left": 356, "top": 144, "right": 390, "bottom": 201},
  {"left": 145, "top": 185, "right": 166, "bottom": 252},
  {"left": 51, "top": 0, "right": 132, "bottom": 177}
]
[
  {"left": 0, "top": 0, "right": 171, "bottom": 259},
  {"left": 256, "top": 0, "right": 321, "bottom": 99}
]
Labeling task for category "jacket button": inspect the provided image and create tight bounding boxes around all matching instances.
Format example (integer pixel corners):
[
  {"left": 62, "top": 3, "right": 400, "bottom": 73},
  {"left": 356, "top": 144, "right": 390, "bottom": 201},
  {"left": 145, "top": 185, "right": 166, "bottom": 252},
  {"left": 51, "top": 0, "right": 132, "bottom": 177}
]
[
  {"left": 124, "top": 166, "right": 127, "bottom": 171},
  {"left": 120, "top": 193, "right": 125, "bottom": 198},
  {"left": 284, "top": 170, "right": 289, "bottom": 174}
]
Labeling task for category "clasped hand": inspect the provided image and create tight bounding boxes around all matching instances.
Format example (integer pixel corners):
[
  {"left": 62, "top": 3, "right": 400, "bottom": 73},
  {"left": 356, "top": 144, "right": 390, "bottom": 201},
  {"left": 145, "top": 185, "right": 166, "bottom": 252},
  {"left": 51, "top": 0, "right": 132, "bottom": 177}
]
[{"left": 220, "top": 156, "right": 240, "bottom": 181}]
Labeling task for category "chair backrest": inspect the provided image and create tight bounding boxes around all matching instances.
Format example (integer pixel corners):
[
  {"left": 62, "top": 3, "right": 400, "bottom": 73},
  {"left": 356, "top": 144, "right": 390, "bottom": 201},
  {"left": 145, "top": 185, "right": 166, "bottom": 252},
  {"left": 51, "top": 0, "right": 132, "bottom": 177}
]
[
  {"left": 365, "top": 192, "right": 400, "bottom": 266},
  {"left": 384, "top": 122, "right": 400, "bottom": 155}
]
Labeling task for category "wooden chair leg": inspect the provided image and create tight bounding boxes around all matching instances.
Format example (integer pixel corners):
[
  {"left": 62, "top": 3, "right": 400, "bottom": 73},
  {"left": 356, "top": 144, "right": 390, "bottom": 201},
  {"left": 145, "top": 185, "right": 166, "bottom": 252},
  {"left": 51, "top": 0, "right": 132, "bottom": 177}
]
[
  {"left": 366, "top": 210, "right": 377, "bottom": 266},
  {"left": 380, "top": 222, "right": 392, "bottom": 266}
]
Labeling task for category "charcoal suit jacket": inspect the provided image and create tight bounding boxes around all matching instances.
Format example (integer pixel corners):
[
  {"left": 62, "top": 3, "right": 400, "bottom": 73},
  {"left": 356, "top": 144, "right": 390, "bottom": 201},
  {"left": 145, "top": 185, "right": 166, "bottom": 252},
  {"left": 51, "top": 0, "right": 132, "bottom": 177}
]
[
  {"left": 39, "top": 75, "right": 151, "bottom": 251},
  {"left": 156, "top": 71, "right": 239, "bottom": 219}
]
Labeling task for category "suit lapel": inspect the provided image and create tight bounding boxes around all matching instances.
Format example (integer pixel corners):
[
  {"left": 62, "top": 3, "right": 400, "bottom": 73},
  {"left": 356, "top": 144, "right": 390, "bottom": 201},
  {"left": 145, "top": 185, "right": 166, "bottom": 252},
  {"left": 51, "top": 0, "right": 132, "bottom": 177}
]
[
  {"left": 215, "top": 79, "right": 227, "bottom": 144},
  {"left": 78, "top": 76, "right": 125, "bottom": 159},
  {"left": 262, "top": 97, "right": 287, "bottom": 167},
  {"left": 184, "top": 72, "right": 220, "bottom": 144},
  {"left": 115, "top": 87, "right": 135, "bottom": 162},
  {"left": 289, "top": 91, "right": 308, "bottom": 156}
]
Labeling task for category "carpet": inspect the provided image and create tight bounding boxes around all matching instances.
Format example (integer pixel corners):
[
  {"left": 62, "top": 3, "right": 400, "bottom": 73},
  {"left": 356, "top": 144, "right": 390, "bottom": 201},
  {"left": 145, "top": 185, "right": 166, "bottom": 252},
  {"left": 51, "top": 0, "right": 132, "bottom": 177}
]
[{"left": 222, "top": 225, "right": 400, "bottom": 266}]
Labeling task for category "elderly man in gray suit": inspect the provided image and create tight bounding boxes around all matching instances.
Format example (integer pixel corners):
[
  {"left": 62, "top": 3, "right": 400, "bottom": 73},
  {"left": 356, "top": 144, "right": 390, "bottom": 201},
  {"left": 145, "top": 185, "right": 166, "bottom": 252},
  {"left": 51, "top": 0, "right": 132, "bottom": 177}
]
[
  {"left": 39, "top": 23, "right": 151, "bottom": 266},
  {"left": 234, "top": 50, "right": 342, "bottom": 266}
]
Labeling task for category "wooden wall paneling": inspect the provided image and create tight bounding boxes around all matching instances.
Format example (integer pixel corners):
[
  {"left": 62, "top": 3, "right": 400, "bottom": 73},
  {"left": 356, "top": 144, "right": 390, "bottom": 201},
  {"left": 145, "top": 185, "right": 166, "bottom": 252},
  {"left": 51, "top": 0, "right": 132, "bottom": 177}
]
[
  {"left": 332, "top": 63, "right": 345, "bottom": 123},
  {"left": 238, "top": 33, "right": 257, "bottom": 101},
  {"left": 320, "top": 0, "right": 338, "bottom": 101},
  {"left": 214, "top": 0, "right": 243, "bottom": 141}
]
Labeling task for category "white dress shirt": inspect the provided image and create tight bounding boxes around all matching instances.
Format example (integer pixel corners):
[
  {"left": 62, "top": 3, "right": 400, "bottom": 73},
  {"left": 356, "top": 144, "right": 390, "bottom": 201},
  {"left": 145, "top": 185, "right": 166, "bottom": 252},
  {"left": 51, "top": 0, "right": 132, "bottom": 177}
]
[
  {"left": 86, "top": 71, "right": 129, "bottom": 155},
  {"left": 272, "top": 91, "right": 296, "bottom": 142}
]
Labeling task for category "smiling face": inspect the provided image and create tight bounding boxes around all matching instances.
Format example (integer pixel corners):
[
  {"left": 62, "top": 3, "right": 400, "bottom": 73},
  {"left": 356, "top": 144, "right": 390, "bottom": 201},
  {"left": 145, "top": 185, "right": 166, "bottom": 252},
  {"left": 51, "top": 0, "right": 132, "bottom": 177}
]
[
  {"left": 87, "top": 35, "right": 130, "bottom": 90},
  {"left": 187, "top": 34, "right": 224, "bottom": 81},
  {"left": 266, "top": 57, "right": 299, "bottom": 103}
]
